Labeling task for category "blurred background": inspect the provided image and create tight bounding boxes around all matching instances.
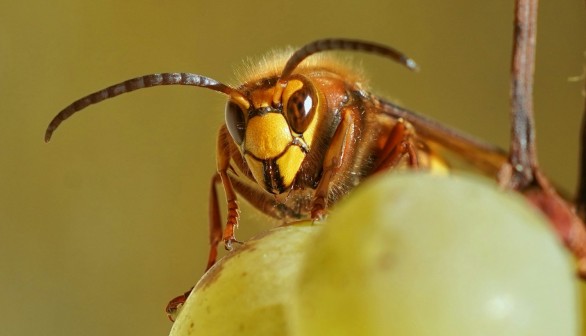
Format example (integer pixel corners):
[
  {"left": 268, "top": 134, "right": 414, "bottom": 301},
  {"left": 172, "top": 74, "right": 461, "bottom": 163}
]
[{"left": 1, "top": 0, "right": 585, "bottom": 335}]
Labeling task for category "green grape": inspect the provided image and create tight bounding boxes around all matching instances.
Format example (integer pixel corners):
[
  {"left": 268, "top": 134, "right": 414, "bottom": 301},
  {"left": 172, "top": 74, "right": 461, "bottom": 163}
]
[
  {"left": 289, "top": 173, "right": 580, "bottom": 336},
  {"left": 169, "top": 221, "right": 322, "bottom": 336}
]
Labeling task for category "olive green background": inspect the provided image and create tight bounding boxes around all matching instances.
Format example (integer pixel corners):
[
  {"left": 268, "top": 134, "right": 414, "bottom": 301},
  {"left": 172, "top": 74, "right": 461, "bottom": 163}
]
[{"left": 1, "top": 1, "right": 585, "bottom": 335}]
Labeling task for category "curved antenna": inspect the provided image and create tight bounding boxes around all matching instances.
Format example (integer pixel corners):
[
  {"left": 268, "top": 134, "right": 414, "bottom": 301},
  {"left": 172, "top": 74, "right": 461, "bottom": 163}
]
[
  {"left": 45, "top": 72, "right": 246, "bottom": 142},
  {"left": 273, "top": 38, "right": 419, "bottom": 105},
  {"left": 282, "top": 38, "right": 418, "bottom": 79}
]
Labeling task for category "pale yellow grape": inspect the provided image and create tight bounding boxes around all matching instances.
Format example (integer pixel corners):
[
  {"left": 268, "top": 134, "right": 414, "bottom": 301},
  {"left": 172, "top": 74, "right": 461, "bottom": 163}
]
[
  {"left": 168, "top": 221, "right": 322, "bottom": 336},
  {"left": 290, "top": 173, "right": 580, "bottom": 336},
  {"left": 170, "top": 173, "right": 580, "bottom": 335}
]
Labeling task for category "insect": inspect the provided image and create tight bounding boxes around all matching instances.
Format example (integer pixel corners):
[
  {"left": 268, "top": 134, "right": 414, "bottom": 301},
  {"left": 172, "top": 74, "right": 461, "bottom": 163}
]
[
  {"left": 45, "top": 1, "right": 586, "bottom": 320},
  {"left": 45, "top": 39, "right": 506, "bottom": 267}
]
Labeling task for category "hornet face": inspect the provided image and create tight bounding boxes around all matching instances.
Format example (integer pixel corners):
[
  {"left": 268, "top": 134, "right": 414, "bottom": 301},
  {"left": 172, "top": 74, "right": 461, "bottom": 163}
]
[{"left": 224, "top": 75, "right": 321, "bottom": 194}]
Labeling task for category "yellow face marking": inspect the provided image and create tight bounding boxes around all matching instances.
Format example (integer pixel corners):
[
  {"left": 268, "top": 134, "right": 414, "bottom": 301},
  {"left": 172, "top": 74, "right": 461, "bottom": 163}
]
[
  {"left": 230, "top": 94, "right": 250, "bottom": 111},
  {"left": 249, "top": 87, "right": 276, "bottom": 109},
  {"left": 238, "top": 77, "right": 321, "bottom": 193},
  {"left": 244, "top": 153, "right": 265, "bottom": 189},
  {"left": 281, "top": 79, "right": 304, "bottom": 106},
  {"left": 244, "top": 114, "right": 292, "bottom": 159},
  {"left": 276, "top": 146, "right": 306, "bottom": 188}
]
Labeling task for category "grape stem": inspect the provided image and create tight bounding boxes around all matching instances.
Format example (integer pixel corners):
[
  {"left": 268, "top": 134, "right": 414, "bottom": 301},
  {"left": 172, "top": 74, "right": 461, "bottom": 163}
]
[
  {"left": 498, "top": 0, "right": 586, "bottom": 277},
  {"left": 500, "top": 0, "right": 538, "bottom": 190}
]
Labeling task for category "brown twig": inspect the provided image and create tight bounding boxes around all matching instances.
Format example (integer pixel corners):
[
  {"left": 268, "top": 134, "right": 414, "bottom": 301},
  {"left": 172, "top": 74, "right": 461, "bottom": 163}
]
[
  {"left": 502, "top": 0, "right": 586, "bottom": 275},
  {"left": 501, "top": 0, "right": 539, "bottom": 190}
]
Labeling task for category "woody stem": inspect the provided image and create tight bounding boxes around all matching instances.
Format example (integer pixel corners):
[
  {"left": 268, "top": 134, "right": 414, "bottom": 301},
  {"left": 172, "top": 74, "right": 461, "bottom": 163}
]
[{"left": 506, "top": 0, "right": 539, "bottom": 190}]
